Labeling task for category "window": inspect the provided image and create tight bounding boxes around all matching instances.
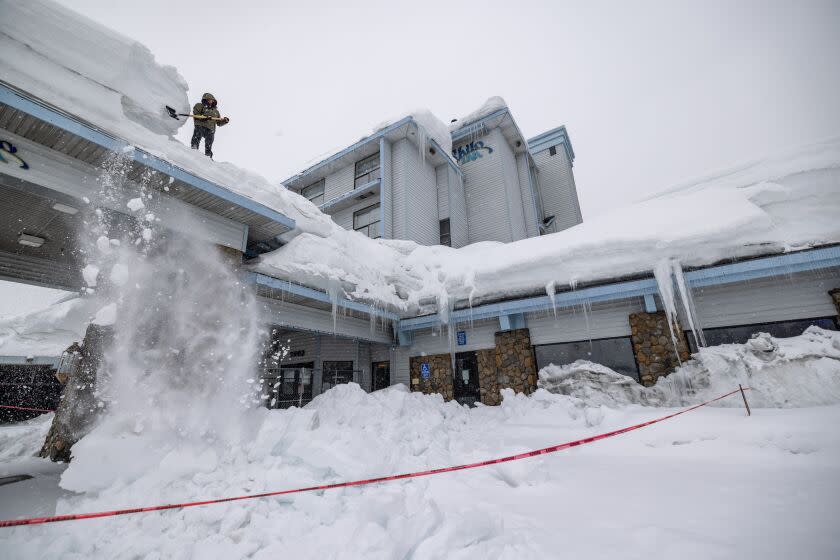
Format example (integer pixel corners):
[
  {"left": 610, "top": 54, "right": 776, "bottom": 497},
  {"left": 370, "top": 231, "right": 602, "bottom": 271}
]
[
  {"left": 439, "top": 218, "right": 451, "bottom": 246},
  {"left": 322, "top": 360, "right": 354, "bottom": 391},
  {"left": 353, "top": 203, "right": 381, "bottom": 239},
  {"left": 548, "top": 146, "right": 557, "bottom": 156},
  {"left": 301, "top": 179, "right": 325, "bottom": 206},
  {"left": 535, "top": 337, "right": 639, "bottom": 381},
  {"left": 685, "top": 317, "right": 838, "bottom": 353},
  {"left": 354, "top": 153, "right": 381, "bottom": 188}
]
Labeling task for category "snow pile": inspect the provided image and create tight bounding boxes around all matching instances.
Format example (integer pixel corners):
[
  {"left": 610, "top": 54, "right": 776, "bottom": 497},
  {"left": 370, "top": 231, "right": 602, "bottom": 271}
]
[
  {"left": 5, "top": 380, "right": 840, "bottom": 557},
  {"left": 449, "top": 96, "right": 509, "bottom": 132},
  {"left": 255, "top": 137, "right": 840, "bottom": 315},
  {"left": 539, "top": 327, "right": 840, "bottom": 409},
  {"left": 0, "top": 0, "right": 187, "bottom": 138},
  {"left": 0, "top": 297, "right": 95, "bottom": 357},
  {"left": 373, "top": 109, "right": 454, "bottom": 159}
]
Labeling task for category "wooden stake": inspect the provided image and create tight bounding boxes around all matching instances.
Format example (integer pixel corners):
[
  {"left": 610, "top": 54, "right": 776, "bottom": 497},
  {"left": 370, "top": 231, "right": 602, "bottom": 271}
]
[{"left": 739, "top": 384, "right": 751, "bottom": 416}]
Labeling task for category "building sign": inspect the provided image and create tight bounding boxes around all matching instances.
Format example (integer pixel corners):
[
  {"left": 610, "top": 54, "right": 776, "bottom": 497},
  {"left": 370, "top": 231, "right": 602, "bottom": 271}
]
[
  {"left": 452, "top": 140, "right": 493, "bottom": 164},
  {"left": 457, "top": 331, "right": 467, "bottom": 346},
  {"left": 420, "top": 362, "right": 430, "bottom": 380},
  {"left": 0, "top": 140, "right": 29, "bottom": 170},
  {"left": 288, "top": 349, "right": 305, "bottom": 358}
]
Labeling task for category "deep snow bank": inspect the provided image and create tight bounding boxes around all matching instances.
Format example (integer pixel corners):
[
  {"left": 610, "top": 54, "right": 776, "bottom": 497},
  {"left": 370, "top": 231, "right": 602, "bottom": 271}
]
[
  {"left": 254, "top": 137, "right": 840, "bottom": 315},
  {"left": 539, "top": 327, "right": 840, "bottom": 408},
  {"left": 0, "top": 297, "right": 95, "bottom": 357}
]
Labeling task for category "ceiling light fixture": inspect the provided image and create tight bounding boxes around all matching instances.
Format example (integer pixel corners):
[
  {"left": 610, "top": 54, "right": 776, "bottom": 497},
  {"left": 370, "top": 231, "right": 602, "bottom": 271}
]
[
  {"left": 18, "top": 233, "right": 45, "bottom": 248},
  {"left": 52, "top": 203, "right": 79, "bottom": 215}
]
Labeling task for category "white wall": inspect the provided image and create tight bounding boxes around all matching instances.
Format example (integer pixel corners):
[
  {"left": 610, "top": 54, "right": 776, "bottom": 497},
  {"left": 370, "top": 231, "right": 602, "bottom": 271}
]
[
  {"left": 322, "top": 163, "right": 355, "bottom": 203},
  {"left": 391, "top": 137, "right": 439, "bottom": 245},
  {"left": 516, "top": 153, "right": 540, "bottom": 238},
  {"left": 459, "top": 128, "right": 529, "bottom": 244},
  {"left": 532, "top": 145, "right": 583, "bottom": 232}
]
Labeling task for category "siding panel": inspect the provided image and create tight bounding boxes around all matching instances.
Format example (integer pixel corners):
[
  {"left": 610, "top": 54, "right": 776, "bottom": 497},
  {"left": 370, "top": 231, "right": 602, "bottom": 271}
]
[{"left": 532, "top": 145, "right": 582, "bottom": 232}]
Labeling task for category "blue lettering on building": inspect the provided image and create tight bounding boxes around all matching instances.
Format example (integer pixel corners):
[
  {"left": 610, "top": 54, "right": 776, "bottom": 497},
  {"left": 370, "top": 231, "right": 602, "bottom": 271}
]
[
  {"left": 452, "top": 140, "right": 493, "bottom": 164},
  {"left": 0, "top": 140, "right": 29, "bottom": 170}
]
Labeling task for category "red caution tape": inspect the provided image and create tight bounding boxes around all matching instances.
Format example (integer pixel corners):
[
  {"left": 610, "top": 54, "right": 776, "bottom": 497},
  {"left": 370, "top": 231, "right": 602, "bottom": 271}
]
[
  {"left": 0, "top": 387, "right": 750, "bottom": 528},
  {"left": 0, "top": 405, "right": 55, "bottom": 413}
]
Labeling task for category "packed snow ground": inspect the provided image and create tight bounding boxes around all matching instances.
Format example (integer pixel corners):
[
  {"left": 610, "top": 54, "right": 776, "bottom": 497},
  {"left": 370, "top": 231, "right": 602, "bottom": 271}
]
[{"left": 2, "top": 329, "right": 839, "bottom": 559}]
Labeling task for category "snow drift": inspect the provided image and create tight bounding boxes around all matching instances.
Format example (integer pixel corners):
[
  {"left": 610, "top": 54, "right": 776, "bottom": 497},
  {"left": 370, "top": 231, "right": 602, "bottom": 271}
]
[
  {"left": 254, "top": 137, "right": 840, "bottom": 315},
  {"left": 539, "top": 327, "right": 840, "bottom": 409}
]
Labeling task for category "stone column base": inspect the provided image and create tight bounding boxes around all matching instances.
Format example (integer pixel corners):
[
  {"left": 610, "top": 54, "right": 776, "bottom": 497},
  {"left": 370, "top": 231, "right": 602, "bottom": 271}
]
[{"left": 629, "top": 311, "right": 690, "bottom": 386}]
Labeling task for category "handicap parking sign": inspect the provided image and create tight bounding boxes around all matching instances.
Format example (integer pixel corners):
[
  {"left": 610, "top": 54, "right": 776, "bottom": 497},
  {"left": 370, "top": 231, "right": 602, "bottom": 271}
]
[
  {"left": 421, "top": 362, "right": 430, "bottom": 379},
  {"left": 457, "top": 331, "right": 467, "bottom": 346}
]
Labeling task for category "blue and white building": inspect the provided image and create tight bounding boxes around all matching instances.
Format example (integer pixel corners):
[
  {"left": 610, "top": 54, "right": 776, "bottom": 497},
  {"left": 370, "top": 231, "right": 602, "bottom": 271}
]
[{"left": 283, "top": 101, "right": 582, "bottom": 247}]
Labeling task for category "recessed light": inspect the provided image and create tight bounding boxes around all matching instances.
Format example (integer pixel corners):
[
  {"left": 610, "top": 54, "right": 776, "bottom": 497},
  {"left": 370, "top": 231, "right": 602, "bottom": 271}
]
[
  {"left": 52, "top": 203, "right": 79, "bottom": 215},
  {"left": 18, "top": 233, "right": 45, "bottom": 248}
]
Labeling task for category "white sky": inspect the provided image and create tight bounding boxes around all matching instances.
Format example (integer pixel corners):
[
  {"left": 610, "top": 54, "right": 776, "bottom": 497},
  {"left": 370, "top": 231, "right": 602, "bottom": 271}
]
[{"left": 4, "top": 0, "right": 840, "bottom": 316}]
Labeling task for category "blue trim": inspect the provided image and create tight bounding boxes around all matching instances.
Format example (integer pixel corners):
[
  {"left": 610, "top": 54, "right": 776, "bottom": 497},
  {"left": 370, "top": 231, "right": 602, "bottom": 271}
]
[
  {"left": 246, "top": 272, "right": 400, "bottom": 322},
  {"left": 684, "top": 246, "right": 840, "bottom": 288},
  {"left": 319, "top": 178, "right": 381, "bottom": 213},
  {"left": 528, "top": 126, "right": 575, "bottom": 163},
  {"left": 499, "top": 313, "right": 526, "bottom": 331},
  {"left": 396, "top": 246, "right": 840, "bottom": 332},
  {"left": 450, "top": 108, "right": 508, "bottom": 143},
  {"left": 283, "top": 117, "right": 461, "bottom": 187},
  {"left": 0, "top": 82, "right": 295, "bottom": 232},
  {"left": 643, "top": 294, "right": 657, "bottom": 313}
]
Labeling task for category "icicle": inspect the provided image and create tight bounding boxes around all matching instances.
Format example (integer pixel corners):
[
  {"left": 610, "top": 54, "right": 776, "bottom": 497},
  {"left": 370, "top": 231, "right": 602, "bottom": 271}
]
[
  {"left": 653, "top": 259, "right": 682, "bottom": 365},
  {"left": 672, "top": 261, "right": 706, "bottom": 348},
  {"left": 545, "top": 280, "right": 557, "bottom": 319}
]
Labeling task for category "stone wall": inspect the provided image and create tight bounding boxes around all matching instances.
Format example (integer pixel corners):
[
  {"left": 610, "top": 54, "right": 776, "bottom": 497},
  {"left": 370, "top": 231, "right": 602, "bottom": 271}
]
[
  {"left": 477, "top": 348, "right": 499, "bottom": 405},
  {"left": 408, "top": 329, "right": 538, "bottom": 406},
  {"left": 629, "top": 311, "right": 690, "bottom": 386},
  {"left": 493, "top": 329, "right": 537, "bottom": 397},
  {"left": 409, "top": 354, "right": 453, "bottom": 401},
  {"left": 830, "top": 288, "right": 840, "bottom": 317}
]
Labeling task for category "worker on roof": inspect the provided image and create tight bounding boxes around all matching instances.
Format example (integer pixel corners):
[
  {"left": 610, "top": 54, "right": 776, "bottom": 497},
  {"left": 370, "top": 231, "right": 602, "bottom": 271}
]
[{"left": 190, "top": 93, "right": 229, "bottom": 159}]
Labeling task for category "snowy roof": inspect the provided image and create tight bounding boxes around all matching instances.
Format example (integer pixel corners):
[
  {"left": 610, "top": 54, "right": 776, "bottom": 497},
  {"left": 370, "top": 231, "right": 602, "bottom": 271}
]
[
  {"left": 253, "top": 136, "right": 840, "bottom": 316},
  {"left": 283, "top": 110, "right": 457, "bottom": 190},
  {"left": 0, "top": 0, "right": 336, "bottom": 240}
]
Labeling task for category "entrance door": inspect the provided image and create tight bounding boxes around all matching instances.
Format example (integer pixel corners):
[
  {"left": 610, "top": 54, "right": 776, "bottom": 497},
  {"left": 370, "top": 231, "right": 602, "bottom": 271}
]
[
  {"left": 453, "top": 352, "right": 481, "bottom": 407},
  {"left": 264, "top": 362, "right": 313, "bottom": 409},
  {"left": 372, "top": 361, "right": 390, "bottom": 391}
]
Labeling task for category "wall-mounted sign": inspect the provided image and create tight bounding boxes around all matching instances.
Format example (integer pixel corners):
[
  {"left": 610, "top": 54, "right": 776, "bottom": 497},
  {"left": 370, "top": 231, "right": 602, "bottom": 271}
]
[
  {"left": 452, "top": 140, "right": 493, "bottom": 165},
  {"left": 420, "top": 362, "right": 430, "bottom": 380},
  {"left": 0, "top": 140, "right": 29, "bottom": 170},
  {"left": 457, "top": 331, "right": 467, "bottom": 346},
  {"left": 288, "top": 349, "right": 305, "bottom": 358}
]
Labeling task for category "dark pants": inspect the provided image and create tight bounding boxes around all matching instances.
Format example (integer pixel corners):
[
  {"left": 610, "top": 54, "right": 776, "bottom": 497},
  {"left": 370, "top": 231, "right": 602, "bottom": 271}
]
[{"left": 190, "top": 126, "right": 215, "bottom": 158}]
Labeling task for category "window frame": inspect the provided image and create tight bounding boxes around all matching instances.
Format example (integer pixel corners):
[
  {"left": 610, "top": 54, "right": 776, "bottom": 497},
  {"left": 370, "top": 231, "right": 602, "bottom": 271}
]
[
  {"left": 354, "top": 152, "right": 381, "bottom": 189},
  {"left": 439, "top": 218, "right": 451, "bottom": 247},
  {"left": 353, "top": 203, "right": 382, "bottom": 239},
  {"left": 301, "top": 179, "right": 325, "bottom": 206}
]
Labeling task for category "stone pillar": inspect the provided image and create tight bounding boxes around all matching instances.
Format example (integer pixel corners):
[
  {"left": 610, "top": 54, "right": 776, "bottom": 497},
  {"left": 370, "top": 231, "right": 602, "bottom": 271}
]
[
  {"left": 40, "top": 324, "right": 113, "bottom": 462},
  {"left": 493, "top": 328, "right": 538, "bottom": 396},
  {"left": 829, "top": 288, "right": 840, "bottom": 318},
  {"left": 409, "top": 354, "right": 454, "bottom": 401},
  {"left": 629, "top": 312, "right": 690, "bottom": 387},
  {"left": 477, "top": 349, "right": 499, "bottom": 405}
]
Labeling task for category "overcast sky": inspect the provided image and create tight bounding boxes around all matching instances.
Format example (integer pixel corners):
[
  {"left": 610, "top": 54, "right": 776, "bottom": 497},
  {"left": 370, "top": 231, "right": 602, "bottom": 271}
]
[
  {"left": 3, "top": 0, "right": 839, "bottom": 317},
  {"left": 54, "top": 0, "right": 840, "bottom": 217}
]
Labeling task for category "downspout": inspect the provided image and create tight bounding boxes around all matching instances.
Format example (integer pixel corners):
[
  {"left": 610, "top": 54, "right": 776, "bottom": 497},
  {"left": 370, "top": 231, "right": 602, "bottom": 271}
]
[
  {"left": 526, "top": 154, "right": 541, "bottom": 236},
  {"left": 379, "top": 137, "right": 386, "bottom": 239}
]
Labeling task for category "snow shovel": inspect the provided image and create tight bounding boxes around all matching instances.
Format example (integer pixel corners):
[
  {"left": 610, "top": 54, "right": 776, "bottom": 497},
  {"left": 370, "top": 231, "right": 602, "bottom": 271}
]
[{"left": 165, "top": 105, "right": 228, "bottom": 122}]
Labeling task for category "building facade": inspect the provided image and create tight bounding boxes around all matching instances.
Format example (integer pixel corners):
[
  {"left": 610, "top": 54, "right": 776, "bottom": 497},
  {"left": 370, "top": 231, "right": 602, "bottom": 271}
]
[{"left": 283, "top": 102, "right": 582, "bottom": 248}]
